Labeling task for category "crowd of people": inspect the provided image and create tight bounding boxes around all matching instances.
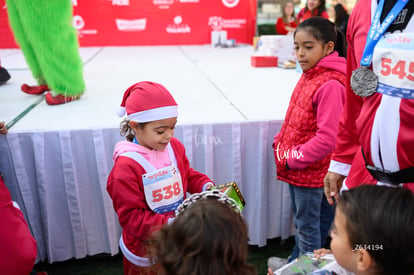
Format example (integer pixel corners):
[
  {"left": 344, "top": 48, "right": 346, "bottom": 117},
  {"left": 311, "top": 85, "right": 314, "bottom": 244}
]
[
  {"left": 1, "top": 0, "right": 414, "bottom": 274},
  {"left": 274, "top": 0, "right": 348, "bottom": 36}
]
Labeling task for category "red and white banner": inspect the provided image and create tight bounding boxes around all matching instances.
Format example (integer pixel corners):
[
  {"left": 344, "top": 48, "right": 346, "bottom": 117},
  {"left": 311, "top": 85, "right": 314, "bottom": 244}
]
[{"left": 0, "top": 0, "right": 257, "bottom": 48}]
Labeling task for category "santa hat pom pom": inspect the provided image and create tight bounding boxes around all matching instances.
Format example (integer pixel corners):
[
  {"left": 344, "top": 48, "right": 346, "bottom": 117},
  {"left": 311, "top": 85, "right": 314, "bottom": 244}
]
[{"left": 117, "top": 106, "right": 126, "bottom": 117}]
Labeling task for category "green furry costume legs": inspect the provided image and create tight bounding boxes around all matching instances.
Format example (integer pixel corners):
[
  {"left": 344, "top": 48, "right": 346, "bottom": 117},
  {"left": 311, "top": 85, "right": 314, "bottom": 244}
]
[{"left": 7, "top": 0, "right": 85, "bottom": 102}]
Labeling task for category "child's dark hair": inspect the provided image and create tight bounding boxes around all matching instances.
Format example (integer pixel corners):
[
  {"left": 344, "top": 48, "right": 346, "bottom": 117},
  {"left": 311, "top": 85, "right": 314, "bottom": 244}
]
[
  {"left": 338, "top": 185, "right": 414, "bottom": 275},
  {"left": 120, "top": 119, "right": 147, "bottom": 141},
  {"left": 152, "top": 198, "right": 257, "bottom": 275},
  {"left": 294, "top": 16, "right": 347, "bottom": 57},
  {"left": 334, "top": 3, "right": 348, "bottom": 27}
]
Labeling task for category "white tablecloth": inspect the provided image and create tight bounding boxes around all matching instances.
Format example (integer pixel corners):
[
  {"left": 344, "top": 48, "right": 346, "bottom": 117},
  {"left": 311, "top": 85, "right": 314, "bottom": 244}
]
[{"left": 0, "top": 120, "right": 294, "bottom": 263}]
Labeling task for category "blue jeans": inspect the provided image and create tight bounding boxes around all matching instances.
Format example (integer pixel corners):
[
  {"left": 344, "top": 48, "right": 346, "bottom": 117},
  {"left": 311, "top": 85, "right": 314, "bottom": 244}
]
[{"left": 288, "top": 184, "right": 334, "bottom": 262}]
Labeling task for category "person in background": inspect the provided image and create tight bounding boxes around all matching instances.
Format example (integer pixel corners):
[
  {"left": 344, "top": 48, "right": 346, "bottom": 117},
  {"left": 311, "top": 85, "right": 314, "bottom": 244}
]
[
  {"left": 272, "top": 17, "right": 347, "bottom": 264},
  {"left": 0, "top": 175, "right": 37, "bottom": 275},
  {"left": 276, "top": 0, "right": 298, "bottom": 35},
  {"left": 323, "top": 0, "right": 414, "bottom": 202},
  {"left": 152, "top": 190, "right": 257, "bottom": 275},
  {"left": 268, "top": 185, "right": 414, "bottom": 275},
  {"left": 297, "top": 0, "right": 329, "bottom": 23},
  {"left": 334, "top": 3, "right": 349, "bottom": 36},
  {"left": 107, "top": 81, "right": 214, "bottom": 275}
]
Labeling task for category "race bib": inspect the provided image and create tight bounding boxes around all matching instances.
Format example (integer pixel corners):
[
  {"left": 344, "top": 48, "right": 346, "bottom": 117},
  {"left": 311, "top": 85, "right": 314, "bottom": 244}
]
[
  {"left": 143, "top": 165, "right": 184, "bottom": 214},
  {"left": 373, "top": 32, "right": 414, "bottom": 98}
]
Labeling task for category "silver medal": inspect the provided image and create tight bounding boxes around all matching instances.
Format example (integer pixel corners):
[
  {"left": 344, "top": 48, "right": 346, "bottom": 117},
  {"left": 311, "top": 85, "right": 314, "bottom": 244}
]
[{"left": 351, "top": 66, "right": 378, "bottom": 97}]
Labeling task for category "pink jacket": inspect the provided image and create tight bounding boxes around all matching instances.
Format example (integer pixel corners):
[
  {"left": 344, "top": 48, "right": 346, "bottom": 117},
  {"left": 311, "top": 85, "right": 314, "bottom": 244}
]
[{"left": 113, "top": 140, "right": 171, "bottom": 170}]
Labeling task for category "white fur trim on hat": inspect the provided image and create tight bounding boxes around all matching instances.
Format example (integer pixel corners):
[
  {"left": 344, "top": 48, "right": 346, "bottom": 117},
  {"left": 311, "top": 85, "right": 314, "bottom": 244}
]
[
  {"left": 117, "top": 106, "right": 126, "bottom": 117},
  {"left": 128, "top": 105, "right": 178, "bottom": 122}
]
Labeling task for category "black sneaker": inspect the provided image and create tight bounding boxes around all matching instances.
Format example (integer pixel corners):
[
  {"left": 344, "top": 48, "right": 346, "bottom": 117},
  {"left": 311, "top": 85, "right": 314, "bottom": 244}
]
[{"left": 0, "top": 67, "right": 11, "bottom": 84}]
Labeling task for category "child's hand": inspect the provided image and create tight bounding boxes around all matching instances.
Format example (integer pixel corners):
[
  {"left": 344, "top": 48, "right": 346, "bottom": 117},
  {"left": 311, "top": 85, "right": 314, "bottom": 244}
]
[
  {"left": 0, "top": 121, "right": 8, "bottom": 134},
  {"left": 203, "top": 182, "right": 214, "bottom": 191},
  {"left": 267, "top": 267, "right": 274, "bottom": 275},
  {"left": 167, "top": 217, "right": 175, "bottom": 225},
  {"left": 313, "top": 248, "right": 331, "bottom": 258}
]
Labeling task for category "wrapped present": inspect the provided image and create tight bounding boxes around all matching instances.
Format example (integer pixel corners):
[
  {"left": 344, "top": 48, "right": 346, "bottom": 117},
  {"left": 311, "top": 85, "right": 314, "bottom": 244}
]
[
  {"left": 251, "top": 56, "right": 278, "bottom": 67},
  {"left": 213, "top": 181, "right": 246, "bottom": 211}
]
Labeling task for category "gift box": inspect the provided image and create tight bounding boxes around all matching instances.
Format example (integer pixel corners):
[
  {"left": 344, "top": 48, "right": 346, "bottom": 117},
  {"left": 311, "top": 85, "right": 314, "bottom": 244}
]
[
  {"left": 251, "top": 56, "right": 278, "bottom": 67},
  {"left": 257, "top": 35, "right": 296, "bottom": 66},
  {"left": 213, "top": 181, "right": 246, "bottom": 211}
]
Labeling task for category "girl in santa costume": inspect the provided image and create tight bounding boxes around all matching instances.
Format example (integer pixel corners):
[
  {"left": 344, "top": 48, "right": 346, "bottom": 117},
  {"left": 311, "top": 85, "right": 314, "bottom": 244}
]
[
  {"left": 107, "top": 81, "right": 214, "bottom": 275},
  {"left": 324, "top": 0, "right": 414, "bottom": 203},
  {"left": 6, "top": 0, "right": 85, "bottom": 105},
  {"left": 273, "top": 17, "right": 347, "bottom": 262}
]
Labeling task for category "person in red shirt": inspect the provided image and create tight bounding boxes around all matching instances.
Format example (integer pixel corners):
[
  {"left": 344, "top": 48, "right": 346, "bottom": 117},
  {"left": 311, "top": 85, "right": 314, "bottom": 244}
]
[
  {"left": 324, "top": 0, "right": 414, "bottom": 202},
  {"left": 297, "top": 0, "right": 329, "bottom": 23},
  {"left": 0, "top": 175, "right": 37, "bottom": 275},
  {"left": 276, "top": 0, "right": 298, "bottom": 35}
]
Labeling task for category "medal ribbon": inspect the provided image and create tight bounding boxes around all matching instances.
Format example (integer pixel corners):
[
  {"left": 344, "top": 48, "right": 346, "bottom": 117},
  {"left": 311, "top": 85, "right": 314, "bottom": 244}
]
[{"left": 360, "top": 0, "right": 410, "bottom": 66}]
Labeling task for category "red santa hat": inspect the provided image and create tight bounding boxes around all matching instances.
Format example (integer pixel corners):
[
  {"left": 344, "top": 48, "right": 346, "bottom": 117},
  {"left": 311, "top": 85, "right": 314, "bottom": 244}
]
[{"left": 117, "top": 81, "right": 178, "bottom": 122}]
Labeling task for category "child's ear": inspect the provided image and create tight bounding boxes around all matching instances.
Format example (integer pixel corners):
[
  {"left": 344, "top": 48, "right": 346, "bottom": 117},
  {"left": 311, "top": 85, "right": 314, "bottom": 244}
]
[
  {"left": 326, "top": 41, "right": 335, "bottom": 54},
  {"left": 355, "top": 249, "right": 373, "bottom": 272},
  {"left": 129, "top": 121, "right": 140, "bottom": 131}
]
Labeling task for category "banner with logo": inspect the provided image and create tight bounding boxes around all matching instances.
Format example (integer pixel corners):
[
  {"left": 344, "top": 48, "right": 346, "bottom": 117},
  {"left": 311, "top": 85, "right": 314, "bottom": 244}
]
[{"left": 0, "top": 0, "right": 257, "bottom": 48}]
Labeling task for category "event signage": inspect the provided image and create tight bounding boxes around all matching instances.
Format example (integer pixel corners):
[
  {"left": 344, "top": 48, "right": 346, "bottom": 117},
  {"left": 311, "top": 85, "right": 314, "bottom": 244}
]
[{"left": 0, "top": 0, "right": 256, "bottom": 48}]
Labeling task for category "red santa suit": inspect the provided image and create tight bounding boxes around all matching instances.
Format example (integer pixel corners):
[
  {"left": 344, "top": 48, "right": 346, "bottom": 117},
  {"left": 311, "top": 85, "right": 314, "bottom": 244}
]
[
  {"left": 107, "top": 81, "right": 213, "bottom": 273},
  {"left": 107, "top": 137, "right": 212, "bottom": 267},
  {"left": 329, "top": 0, "right": 414, "bottom": 191},
  {"left": 0, "top": 176, "right": 37, "bottom": 274}
]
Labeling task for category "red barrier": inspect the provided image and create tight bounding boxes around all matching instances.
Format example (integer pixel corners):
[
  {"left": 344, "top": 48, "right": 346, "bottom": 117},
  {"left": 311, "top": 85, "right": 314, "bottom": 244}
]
[{"left": 0, "top": 0, "right": 257, "bottom": 48}]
